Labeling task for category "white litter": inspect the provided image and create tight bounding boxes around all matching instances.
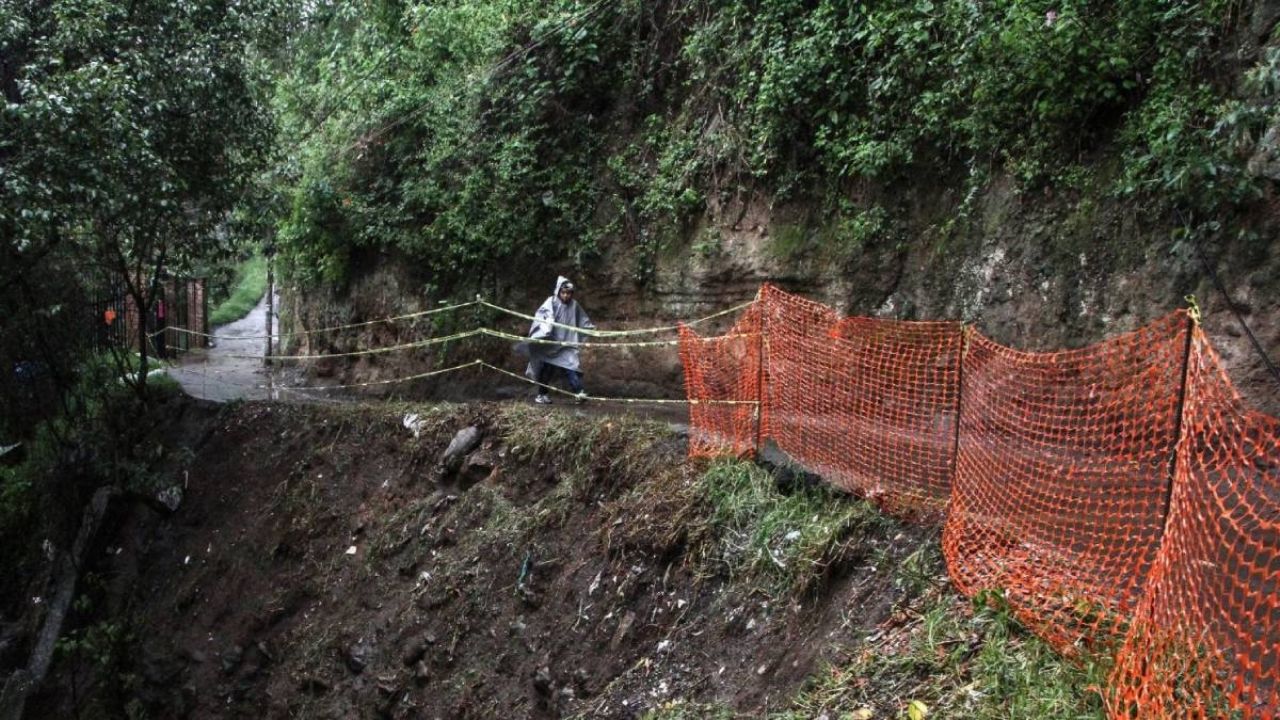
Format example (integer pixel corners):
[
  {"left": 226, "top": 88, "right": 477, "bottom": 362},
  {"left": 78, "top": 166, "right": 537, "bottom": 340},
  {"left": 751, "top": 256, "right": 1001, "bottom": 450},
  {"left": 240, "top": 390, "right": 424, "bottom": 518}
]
[{"left": 403, "top": 413, "right": 425, "bottom": 439}]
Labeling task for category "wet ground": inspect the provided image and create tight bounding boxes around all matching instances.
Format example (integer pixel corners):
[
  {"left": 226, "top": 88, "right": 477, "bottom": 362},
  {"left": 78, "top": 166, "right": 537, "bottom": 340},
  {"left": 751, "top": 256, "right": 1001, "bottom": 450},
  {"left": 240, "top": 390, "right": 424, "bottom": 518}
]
[
  {"left": 169, "top": 293, "right": 280, "bottom": 402},
  {"left": 167, "top": 296, "right": 697, "bottom": 434}
]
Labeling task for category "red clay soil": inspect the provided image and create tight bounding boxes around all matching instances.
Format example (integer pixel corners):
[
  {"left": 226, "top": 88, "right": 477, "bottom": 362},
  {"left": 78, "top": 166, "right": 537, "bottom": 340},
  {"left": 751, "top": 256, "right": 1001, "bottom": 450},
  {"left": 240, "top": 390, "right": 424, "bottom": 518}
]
[{"left": 27, "top": 399, "right": 933, "bottom": 719}]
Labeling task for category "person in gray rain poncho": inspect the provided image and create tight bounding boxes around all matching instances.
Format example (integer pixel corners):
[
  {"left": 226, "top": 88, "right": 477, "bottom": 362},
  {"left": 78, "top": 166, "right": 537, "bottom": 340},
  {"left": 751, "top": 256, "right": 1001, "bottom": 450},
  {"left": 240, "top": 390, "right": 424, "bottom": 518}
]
[{"left": 522, "top": 276, "right": 596, "bottom": 404}]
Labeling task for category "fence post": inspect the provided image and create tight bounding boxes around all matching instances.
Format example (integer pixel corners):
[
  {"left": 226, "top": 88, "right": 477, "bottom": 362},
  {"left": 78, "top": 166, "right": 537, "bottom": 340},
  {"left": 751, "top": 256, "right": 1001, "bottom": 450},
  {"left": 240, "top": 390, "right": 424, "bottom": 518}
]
[
  {"left": 753, "top": 287, "right": 766, "bottom": 460},
  {"left": 949, "top": 323, "right": 970, "bottom": 492},
  {"left": 1160, "top": 303, "right": 1199, "bottom": 546},
  {"left": 264, "top": 250, "right": 275, "bottom": 367}
]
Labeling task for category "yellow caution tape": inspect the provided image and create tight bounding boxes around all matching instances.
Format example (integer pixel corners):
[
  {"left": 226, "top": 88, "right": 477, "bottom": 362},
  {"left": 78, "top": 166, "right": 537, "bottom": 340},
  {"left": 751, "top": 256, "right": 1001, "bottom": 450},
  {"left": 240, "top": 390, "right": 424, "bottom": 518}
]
[
  {"left": 217, "top": 327, "right": 761, "bottom": 362},
  {"left": 162, "top": 295, "right": 754, "bottom": 341},
  {"left": 478, "top": 299, "right": 754, "bottom": 338},
  {"left": 172, "top": 358, "right": 756, "bottom": 405}
]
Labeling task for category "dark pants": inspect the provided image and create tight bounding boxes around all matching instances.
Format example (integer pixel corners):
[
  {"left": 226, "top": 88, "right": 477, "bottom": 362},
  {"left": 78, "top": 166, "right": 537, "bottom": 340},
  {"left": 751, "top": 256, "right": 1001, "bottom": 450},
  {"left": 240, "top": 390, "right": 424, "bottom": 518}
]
[{"left": 536, "top": 364, "right": 583, "bottom": 394}]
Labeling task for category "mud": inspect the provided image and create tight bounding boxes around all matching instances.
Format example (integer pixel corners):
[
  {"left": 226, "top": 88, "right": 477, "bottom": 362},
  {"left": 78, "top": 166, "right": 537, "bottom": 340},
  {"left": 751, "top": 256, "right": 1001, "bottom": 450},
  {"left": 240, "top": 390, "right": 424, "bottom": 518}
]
[{"left": 27, "top": 400, "right": 934, "bottom": 719}]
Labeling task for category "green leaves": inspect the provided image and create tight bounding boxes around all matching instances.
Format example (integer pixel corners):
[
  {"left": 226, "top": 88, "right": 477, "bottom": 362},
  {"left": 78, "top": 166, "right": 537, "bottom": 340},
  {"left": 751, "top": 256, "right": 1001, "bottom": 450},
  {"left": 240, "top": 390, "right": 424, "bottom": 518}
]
[{"left": 267, "top": 0, "right": 1250, "bottom": 291}]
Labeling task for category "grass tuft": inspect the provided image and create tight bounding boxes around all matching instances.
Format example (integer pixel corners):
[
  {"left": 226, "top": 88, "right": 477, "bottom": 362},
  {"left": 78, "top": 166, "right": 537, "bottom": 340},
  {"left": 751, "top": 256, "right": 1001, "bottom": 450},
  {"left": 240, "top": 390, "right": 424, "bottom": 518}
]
[
  {"left": 699, "top": 458, "right": 890, "bottom": 597},
  {"left": 786, "top": 582, "right": 1109, "bottom": 720},
  {"left": 209, "top": 255, "right": 267, "bottom": 326}
]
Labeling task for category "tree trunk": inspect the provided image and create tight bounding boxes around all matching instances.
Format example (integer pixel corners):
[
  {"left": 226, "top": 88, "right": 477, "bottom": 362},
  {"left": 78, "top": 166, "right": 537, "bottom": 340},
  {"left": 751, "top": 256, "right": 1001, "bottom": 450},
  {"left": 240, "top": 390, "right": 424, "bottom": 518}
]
[{"left": 0, "top": 486, "right": 117, "bottom": 720}]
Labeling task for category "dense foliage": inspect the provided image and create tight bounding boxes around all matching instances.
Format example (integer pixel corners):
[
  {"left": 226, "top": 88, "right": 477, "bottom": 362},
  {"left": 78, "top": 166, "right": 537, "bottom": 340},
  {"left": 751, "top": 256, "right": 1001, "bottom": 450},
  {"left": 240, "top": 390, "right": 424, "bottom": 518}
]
[
  {"left": 273, "top": 0, "right": 1272, "bottom": 291},
  {"left": 0, "top": 0, "right": 282, "bottom": 616},
  {"left": 1, "top": 0, "right": 282, "bottom": 398}
]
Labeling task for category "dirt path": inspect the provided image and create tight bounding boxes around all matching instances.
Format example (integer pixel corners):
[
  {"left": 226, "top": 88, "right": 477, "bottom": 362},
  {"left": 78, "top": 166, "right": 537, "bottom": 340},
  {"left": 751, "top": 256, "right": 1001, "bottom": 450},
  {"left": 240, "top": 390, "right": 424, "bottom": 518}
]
[
  {"left": 169, "top": 293, "right": 279, "bottom": 402},
  {"left": 166, "top": 297, "right": 696, "bottom": 435}
]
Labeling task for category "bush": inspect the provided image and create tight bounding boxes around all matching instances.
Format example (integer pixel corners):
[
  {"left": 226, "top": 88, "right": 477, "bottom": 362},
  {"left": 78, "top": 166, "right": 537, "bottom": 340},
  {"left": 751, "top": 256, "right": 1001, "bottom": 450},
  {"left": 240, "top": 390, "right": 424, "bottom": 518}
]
[
  {"left": 209, "top": 255, "right": 269, "bottom": 326},
  {"left": 271, "top": 0, "right": 1255, "bottom": 288}
]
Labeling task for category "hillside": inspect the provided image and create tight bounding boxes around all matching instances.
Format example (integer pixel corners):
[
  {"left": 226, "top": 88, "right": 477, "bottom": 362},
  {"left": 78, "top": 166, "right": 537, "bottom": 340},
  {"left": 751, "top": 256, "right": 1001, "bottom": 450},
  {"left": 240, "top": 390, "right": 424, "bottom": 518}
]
[
  {"left": 271, "top": 0, "right": 1280, "bottom": 414},
  {"left": 25, "top": 400, "right": 1103, "bottom": 719},
  {"left": 3, "top": 2, "right": 1280, "bottom": 719}
]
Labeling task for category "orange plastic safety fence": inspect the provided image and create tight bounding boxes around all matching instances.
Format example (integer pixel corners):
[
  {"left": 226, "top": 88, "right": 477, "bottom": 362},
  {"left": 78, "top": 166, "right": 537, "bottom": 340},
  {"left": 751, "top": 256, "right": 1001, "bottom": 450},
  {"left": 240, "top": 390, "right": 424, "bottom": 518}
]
[
  {"left": 677, "top": 286, "right": 1280, "bottom": 719},
  {"left": 1108, "top": 327, "right": 1280, "bottom": 719},
  {"left": 759, "top": 285, "right": 962, "bottom": 517},
  {"left": 942, "top": 311, "right": 1191, "bottom": 652},
  {"left": 678, "top": 302, "right": 762, "bottom": 458}
]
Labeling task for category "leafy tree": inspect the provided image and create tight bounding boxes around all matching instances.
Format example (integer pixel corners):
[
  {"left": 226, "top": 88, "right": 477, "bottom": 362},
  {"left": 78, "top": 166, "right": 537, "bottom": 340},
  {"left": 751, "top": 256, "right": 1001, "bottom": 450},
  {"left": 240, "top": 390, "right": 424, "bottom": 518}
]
[
  {"left": 0, "top": 3, "right": 285, "bottom": 710},
  {"left": 1, "top": 0, "right": 281, "bottom": 399}
]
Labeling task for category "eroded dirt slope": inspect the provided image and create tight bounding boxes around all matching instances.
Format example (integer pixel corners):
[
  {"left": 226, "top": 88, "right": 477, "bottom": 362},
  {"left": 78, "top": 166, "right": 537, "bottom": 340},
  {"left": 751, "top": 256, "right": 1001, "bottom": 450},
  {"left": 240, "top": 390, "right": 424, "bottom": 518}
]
[{"left": 31, "top": 400, "right": 938, "bottom": 719}]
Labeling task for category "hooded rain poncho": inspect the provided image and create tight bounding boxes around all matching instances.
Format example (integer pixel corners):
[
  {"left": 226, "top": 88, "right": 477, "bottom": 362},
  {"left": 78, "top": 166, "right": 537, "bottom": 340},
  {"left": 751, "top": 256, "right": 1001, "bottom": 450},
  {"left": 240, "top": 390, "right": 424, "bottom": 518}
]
[{"left": 523, "top": 276, "right": 595, "bottom": 378}]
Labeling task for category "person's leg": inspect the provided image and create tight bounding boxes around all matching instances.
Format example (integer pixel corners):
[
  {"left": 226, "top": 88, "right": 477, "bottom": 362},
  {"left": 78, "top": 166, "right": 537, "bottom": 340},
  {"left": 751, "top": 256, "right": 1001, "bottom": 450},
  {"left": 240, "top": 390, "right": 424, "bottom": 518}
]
[
  {"left": 564, "top": 369, "right": 585, "bottom": 403},
  {"left": 535, "top": 363, "right": 555, "bottom": 402},
  {"left": 564, "top": 369, "right": 583, "bottom": 394}
]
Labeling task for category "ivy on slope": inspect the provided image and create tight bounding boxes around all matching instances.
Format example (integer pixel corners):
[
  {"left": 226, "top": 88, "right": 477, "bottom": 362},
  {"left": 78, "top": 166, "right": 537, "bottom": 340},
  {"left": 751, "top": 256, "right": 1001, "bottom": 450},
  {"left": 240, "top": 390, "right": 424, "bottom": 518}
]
[{"left": 273, "top": 0, "right": 1271, "bottom": 290}]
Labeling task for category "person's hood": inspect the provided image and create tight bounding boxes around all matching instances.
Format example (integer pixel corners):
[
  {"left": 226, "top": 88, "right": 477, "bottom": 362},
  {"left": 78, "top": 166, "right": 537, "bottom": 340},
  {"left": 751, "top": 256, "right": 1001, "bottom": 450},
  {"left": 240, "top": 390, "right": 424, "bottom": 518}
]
[{"left": 554, "top": 276, "right": 573, "bottom": 296}]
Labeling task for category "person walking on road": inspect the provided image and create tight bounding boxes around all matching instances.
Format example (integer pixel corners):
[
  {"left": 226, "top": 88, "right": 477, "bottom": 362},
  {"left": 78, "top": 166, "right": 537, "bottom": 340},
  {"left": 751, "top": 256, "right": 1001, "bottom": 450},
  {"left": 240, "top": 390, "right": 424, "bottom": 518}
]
[{"left": 522, "top": 276, "right": 595, "bottom": 404}]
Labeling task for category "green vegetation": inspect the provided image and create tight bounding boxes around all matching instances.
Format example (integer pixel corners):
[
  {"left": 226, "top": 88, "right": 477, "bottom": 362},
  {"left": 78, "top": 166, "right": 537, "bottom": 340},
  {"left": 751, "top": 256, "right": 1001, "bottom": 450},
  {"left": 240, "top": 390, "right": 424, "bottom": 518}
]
[
  {"left": 699, "top": 459, "right": 890, "bottom": 596},
  {"left": 499, "top": 405, "right": 675, "bottom": 530},
  {"left": 1, "top": 0, "right": 278, "bottom": 650},
  {"left": 645, "top": 547, "right": 1107, "bottom": 720},
  {"left": 2, "top": 0, "right": 283, "bottom": 407},
  {"left": 0, "top": 352, "right": 184, "bottom": 611},
  {"left": 778, "top": 589, "right": 1108, "bottom": 719},
  {"left": 209, "top": 255, "right": 269, "bottom": 326},
  {"left": 271, "top": 0, "right": 1266, "bottom": 289},
  {"left": 496, "top": 412, "right": 880, "bottom": 599}
]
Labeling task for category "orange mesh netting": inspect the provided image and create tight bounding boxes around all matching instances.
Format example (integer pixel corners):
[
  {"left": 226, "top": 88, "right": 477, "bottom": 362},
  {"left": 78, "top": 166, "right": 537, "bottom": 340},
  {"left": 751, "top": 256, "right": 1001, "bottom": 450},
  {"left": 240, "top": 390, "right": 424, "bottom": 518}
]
[
  {"left": 678, "top": 301, "right": 762, "bottom": 458},
  {"left": 759, "top": 285, "right": 961, "bottom": 517},
  {"left": 676, "top": 284, "right": 1280, "bottom": 719},
  {"left": 943, "top": 311, "right": 1191, "bottom": 651},
  {"left": 1109, "top": 327, "right": 1280, "bottom": 719}
]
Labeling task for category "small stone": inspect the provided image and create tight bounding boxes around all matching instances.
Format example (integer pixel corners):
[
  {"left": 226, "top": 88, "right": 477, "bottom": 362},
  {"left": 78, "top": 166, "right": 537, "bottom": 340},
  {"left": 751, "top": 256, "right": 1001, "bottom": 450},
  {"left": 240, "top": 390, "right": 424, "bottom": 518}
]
[
  {"left": 533, "top": 666, "right": 553, "bottom": 695},
  {"left": 345, "top": 641, "right": 373, "bottom": 674},
  {"left": 756, "top": 663, "right": 769, "bottom": 676},
  {"left": 439, "top": 427, "right": 482, "bottom": 469},
  {"left": 518, "top": 586, "right": 541, "bottom": 609}
]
